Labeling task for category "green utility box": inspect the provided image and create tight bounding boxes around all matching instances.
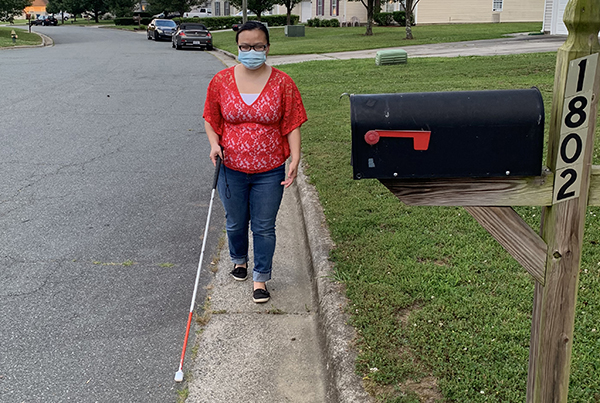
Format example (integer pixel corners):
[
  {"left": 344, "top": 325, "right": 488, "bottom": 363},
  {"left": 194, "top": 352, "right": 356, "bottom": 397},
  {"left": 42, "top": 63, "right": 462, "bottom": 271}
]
[
  {"left": 375, "top": 49, "right": 408, "bottom": 65},
  {"left": 285, "top": 25, "right": 305, "bottom": 37}
]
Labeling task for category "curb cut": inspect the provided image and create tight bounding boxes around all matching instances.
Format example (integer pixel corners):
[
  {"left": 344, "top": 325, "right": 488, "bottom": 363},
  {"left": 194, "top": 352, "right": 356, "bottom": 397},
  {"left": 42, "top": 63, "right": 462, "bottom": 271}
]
[{"left": 295, "top": 163, "right": 374, "bottom": 403}]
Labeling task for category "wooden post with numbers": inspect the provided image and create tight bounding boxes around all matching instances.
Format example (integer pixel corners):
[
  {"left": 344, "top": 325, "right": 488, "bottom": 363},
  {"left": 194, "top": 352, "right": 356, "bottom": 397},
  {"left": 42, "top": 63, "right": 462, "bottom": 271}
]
[
  {"left": 528, "top": 1, "right": 600, "bottom": 401},
  {"left": 366, "top": 0, "right": 600, "bottom": 401}
]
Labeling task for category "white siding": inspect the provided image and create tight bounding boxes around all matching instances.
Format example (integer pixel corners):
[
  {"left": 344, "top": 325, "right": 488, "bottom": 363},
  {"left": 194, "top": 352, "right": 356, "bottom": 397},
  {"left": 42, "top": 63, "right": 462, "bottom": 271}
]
[
  {"left": 552, "top": 0, "right": 568, "bottom": 35},
  {"left": 312, "top": 0, "right": 366, "bottom": 24},
  {"left": 414, "top": 0, "right": 544, "bottom": 24},
  {"left": 542, "top": 0, "right": 553, "bottom": 33}
]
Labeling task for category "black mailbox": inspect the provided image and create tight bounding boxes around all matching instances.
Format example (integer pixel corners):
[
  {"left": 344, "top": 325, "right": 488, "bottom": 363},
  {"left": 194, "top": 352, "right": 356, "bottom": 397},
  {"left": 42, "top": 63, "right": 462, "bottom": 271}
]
[{"left": 351, "top": 88, "right": 544, "bottom": 180}]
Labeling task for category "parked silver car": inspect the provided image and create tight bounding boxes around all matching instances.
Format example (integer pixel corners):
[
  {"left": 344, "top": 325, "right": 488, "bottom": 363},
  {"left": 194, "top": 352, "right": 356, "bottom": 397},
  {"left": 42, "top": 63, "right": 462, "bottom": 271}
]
[
  {"left": 172, "top": 23, "right": 213, "bottom": 50},
  {"left": 147, "top": 19, "right": 178, "bottom": 41}
]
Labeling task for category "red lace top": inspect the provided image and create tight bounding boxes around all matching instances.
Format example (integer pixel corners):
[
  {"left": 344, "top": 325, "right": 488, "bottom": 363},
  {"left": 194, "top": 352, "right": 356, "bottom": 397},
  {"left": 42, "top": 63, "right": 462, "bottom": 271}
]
[{"left": 203, "top": 66, "right": 308, "bottom": 174}]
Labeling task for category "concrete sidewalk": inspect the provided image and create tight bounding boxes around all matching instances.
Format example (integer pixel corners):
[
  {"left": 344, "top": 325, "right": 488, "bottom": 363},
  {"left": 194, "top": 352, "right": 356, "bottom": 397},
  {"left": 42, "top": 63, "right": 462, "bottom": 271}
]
[
  {"left": 187, "top": 34, "right": 566, "bottom": 403},
  {"left": 186, "top": 164, "right": 370, "bottom": 403},
  {"left": 266, "top": 33, "right": 565, "bottom": 65}
]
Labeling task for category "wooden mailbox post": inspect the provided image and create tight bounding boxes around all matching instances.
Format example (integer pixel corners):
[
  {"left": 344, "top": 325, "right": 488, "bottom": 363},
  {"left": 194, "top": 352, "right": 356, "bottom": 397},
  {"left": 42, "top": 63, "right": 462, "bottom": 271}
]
[{"left": 356, "top": 0, "right": 600, "bottom": 401}]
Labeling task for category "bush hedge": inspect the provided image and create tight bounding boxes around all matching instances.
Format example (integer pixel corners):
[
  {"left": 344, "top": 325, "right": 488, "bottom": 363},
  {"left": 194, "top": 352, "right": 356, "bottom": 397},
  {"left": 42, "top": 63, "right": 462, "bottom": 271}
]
[
  {"left": 392, "top": 10, "right": 406, "bottom": 25},
  {"left": 373, "top": 12, "right": 394, "bottom": 26},
  {"left": 114, "top": 14, "right": 299, "bottom": 29},
  {"left": 306, "top": 17, "right": 340, "bottom": 27}
]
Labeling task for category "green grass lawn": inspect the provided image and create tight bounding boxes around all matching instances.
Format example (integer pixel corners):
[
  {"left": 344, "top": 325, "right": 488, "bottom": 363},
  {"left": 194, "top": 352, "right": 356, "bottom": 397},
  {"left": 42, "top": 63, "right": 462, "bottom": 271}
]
[
  {"left": 0, "top": 26, "right": 42, "bottom": 47},
  {"left": 278, "top": 54, "right": 600, "bottom": 402},
  {"left": 212, "top": 22, "right": 542, "bottom": 55}
]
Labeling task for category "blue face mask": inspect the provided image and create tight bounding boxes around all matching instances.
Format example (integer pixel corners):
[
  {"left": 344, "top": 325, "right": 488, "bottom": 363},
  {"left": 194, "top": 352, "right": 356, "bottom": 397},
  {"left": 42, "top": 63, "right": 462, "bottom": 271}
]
[{"left": 238, "top": 50, "right": 267, "bottom": 70}]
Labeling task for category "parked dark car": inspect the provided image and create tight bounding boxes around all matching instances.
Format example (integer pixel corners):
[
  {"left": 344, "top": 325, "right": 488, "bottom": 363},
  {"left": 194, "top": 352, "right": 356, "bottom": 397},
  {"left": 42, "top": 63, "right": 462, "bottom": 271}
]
[
  {"left": 147, "top": 19, "right": 178, "bottom": 41},
  {"left": 172, "top": 23, "right": 213, "bottom": 50},
  {"left": 31, "top": 15, "right": 58, "bottom": 26}
]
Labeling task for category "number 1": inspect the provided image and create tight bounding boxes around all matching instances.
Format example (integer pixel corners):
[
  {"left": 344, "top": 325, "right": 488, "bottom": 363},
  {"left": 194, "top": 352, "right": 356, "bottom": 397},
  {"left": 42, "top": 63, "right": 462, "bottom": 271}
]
[{"left": 576, "top": 59, "right": 587, "bottom": 93}]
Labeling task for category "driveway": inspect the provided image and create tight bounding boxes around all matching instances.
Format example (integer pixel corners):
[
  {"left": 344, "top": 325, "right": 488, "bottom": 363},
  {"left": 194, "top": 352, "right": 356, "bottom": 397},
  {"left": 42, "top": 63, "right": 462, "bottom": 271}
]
[{"left": 0, "top": 25, "right": 225, "bottom": 402}]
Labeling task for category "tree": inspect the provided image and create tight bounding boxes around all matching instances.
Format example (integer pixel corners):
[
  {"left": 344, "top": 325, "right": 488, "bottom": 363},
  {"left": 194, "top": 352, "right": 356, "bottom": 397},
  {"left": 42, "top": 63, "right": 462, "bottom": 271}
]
[
  {"left": 403, "top": 0, "right": 420, "bottom": 39},
  {"left": 147, "top": 0, "right": 200, "bottom": 18},
  {"left": 84, "top": 0, "right": 109, "bottom": 22},
  {"left": 106, "top": 0, "right": 135, "bottom": 17},
  {"left": 229, "top": 0, "right": 275, "bottom": 21},
  {"left": 63, "top": 0, "right": 87, "bottom": 21},
  {"left": 46, "top": 0, "right": 70, "bottom": 23},
  {"left": 278, "top": 0, "right": 301, "bottom": 25},
  {"left": 46, "top": 0, "right": 63, "bottom": 15},
  {"left": 0, "top": 0, "right": 32, "bottom": 21}
]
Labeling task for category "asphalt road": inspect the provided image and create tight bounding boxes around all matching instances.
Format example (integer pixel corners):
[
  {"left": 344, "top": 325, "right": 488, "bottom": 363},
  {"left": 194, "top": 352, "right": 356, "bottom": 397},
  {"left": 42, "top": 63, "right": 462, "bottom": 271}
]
[{"left": 0, "top": 25, "right": 225, "bottom": 402}]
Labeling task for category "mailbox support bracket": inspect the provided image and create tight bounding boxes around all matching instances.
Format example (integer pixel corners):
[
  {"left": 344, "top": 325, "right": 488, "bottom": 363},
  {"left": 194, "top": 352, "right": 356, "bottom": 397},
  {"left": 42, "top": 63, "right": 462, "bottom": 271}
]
[{"left": 464, "top": 206, "right": 547, "bottom": 284}]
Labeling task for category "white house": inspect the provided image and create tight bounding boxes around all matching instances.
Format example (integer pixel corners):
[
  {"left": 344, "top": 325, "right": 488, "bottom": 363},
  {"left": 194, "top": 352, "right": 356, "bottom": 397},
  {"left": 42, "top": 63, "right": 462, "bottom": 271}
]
[
  {"left": 214, "top": 0, "right": 545, "bottom": 26},
  {"left": 276, "top": 0, "right": 545, "bottom": 26},
  {"left": 542, "top": 0, "right": 568, "bottom": 35}
]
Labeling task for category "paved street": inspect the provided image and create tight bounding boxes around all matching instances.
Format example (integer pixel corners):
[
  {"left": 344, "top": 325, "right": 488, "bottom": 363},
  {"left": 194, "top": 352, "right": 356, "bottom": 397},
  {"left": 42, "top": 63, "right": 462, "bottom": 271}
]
[{"left": 0, "top": 26, "right": 225, "bottom": 402}]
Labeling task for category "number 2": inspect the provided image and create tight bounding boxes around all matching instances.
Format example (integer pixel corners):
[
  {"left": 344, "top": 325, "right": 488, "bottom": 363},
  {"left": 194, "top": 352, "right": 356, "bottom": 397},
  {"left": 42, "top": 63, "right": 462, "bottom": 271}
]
[{"left": 556, "top": 169, "right": 578, "bottom": 201}]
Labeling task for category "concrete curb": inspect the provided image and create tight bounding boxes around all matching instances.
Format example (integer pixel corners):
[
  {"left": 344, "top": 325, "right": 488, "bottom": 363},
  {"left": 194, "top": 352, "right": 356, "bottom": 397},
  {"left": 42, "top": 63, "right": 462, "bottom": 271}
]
[
  {"left": 295, "top": 163, "right": 374, "bottom": 403},
  {"left": 38, "top": 32, "right": 53, "bottom": 47}
]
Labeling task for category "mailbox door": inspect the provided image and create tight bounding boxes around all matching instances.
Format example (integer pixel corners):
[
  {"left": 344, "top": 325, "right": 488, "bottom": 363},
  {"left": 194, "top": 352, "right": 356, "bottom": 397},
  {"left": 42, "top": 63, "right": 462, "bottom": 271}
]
[{"left": 351, "top": 88, "right": 545, "bottom": 179}]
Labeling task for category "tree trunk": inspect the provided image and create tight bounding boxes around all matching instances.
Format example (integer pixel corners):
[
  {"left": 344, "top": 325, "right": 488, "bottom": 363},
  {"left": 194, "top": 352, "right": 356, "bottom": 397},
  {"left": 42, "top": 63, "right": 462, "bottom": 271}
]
[
  {"left": 405, "top": 10, "right": 413, "bottom": 39},
  {"left": 365, "top": 1, "right": 373, "bottom": 35},
  {"left": 286, "top": 7, "right": 291, "bottom": 25},
  {"left": 94, "top": 11, "right": 99, "bottom": 23}
]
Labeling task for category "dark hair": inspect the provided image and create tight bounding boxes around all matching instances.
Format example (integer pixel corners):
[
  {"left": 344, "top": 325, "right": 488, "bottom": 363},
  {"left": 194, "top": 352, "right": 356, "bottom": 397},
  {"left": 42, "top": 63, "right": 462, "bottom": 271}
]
[{"left": 235, "top": 20, "right": 270, "bottom": 45}]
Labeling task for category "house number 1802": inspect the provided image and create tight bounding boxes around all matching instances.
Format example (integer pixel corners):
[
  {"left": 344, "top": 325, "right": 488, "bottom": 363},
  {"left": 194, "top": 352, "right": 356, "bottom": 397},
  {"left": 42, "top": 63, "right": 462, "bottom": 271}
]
[{"left": 553, "top": 53, "right": 599, "bottom": 204}]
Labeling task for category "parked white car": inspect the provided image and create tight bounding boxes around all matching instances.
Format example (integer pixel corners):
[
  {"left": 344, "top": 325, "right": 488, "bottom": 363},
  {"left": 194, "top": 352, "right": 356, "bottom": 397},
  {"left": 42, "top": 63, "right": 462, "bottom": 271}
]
[
  {"left": 235, "top": 10, "right": 270, "bottom": 16},
  {"left": 183, "top": 8, "right": 212, "bottom": 18},
  {"left": 53, "top": 11, "right": 71, "bottom": 20}
]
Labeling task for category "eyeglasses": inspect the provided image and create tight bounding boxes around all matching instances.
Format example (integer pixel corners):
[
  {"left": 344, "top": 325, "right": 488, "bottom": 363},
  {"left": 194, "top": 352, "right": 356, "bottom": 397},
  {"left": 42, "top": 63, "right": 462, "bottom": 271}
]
[{"left": 238, "top": 44, "right": 268, "bottom": 52}]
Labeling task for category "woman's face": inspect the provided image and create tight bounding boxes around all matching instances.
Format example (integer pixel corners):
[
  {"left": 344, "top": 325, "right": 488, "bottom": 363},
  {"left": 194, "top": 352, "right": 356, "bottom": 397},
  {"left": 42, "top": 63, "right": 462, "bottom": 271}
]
[{"left": 237, "top": 29, "right": 269, "bottom": 55}]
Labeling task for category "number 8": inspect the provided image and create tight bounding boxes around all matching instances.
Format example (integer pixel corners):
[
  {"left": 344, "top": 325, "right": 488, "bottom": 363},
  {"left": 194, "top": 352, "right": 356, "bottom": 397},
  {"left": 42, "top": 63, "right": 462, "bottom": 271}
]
[{"left": 565, "top": 96, "right": 588, "bottom": 129}]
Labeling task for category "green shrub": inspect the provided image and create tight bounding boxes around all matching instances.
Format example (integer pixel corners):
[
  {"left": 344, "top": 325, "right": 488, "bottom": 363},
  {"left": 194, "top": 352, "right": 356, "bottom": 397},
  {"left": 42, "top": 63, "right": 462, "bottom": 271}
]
[
  {"left": 134, "top": 11, "right": 154, "bottom": 18},
  {"left": 181, "top": 16, "right": 239, "bottom": 29},
  {"left": 306, "top": 17, "right": 320, "bottom": 27},
  {"left": 329, "top": 18, "right": 340, "bottom": 27},
  {"left": 373, "top": 12, "right": 394, "bottom": 26},
  {"left": 115, "top": 16, "right": 152, "bottom": 25},
  {"left": 261, "top": 14, "right": 298, "bottom": 26},
  {"left": 114, "top": 17, "right": 135, "bottom": 25},
  {"left": 392, "top": 11, "right": 406, "bottom": 25},
  {"left": 168, "top": 14, "right": 297, "bottom": 30}
]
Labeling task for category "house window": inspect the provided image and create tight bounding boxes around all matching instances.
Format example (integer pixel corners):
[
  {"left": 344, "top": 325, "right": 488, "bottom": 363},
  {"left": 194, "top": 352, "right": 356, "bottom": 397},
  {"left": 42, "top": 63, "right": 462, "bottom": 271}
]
[
  {"left": 492, "top": 0, "right": 503, "bottom": 12},
  {"left": 215, "top": 2, "right": 221, "bottom": 16},
  {"left": 317, "top": 0, "right": 324, "bottom": 16},
  {"left": 224, "top": 1, "right": 230, "bottom": 15},
  {"left": 331, "top": 0, "right": 338, "bottom": 16}
]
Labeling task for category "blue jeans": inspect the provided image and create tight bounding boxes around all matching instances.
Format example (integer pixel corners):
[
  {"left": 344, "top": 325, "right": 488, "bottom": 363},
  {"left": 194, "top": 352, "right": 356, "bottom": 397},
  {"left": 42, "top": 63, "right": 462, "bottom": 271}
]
[{"left": 218, "top": 164, "right": 285, "bottom": 282}]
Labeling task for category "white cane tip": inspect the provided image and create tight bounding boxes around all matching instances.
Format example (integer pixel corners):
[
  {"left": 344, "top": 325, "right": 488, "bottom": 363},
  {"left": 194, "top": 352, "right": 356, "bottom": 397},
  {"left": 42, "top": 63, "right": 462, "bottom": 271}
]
[{"left": 174, "top": 370, "right": 184, "bottom": 383}]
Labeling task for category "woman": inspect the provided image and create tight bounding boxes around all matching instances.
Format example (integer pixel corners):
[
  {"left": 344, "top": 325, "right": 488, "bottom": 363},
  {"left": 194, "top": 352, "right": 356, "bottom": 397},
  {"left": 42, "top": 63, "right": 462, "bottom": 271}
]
[{"left": 203, "top": 21, "right": 307, "bottom": 303}]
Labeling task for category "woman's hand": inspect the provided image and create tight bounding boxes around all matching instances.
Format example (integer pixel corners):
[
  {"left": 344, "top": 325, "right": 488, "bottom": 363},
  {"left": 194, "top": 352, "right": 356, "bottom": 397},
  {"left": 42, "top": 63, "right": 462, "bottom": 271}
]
[
  {"left": 205, "top": 120, "right": 223, "bottom": 166},
  {"left": 282, "top": 127, "right": 301, "bottom": 188},
  {"left": 281, "top": 159, "right": 298, "bottom": 188},
  {"left": 209, "top": 144, "right": 223, "bottom": 167}
]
